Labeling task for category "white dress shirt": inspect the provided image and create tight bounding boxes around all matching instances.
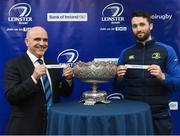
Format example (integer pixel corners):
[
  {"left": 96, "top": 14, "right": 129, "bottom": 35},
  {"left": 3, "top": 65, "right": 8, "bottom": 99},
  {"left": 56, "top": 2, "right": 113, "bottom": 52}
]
[{"left": 27, "top": 50, "right": 53, "bottom": 92}]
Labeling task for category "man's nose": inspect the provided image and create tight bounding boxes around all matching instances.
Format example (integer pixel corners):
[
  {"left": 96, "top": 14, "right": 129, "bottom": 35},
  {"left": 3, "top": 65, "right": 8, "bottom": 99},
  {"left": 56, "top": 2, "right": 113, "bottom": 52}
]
[
  {"left": 39, "top": 40, "right": 45, "bottom": 45},
  {"left": 136, "top": 25, "right": 142, "bottom": 31}
]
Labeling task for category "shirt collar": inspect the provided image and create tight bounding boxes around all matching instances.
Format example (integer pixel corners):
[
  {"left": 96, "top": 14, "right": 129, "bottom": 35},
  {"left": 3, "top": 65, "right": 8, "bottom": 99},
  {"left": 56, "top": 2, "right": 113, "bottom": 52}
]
[
  {"left": 26, "top": 50, "right": 44, "bottom": 64},
  {"left": 138, "top": 35, "right": 152, "bottom": 46}
]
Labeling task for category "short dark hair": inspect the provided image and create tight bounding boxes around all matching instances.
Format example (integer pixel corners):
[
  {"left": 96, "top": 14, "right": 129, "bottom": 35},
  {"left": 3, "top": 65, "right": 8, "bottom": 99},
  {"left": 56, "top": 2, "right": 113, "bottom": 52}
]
[{"left": 131, "top": 10, "right": 152, "bottom": 24}]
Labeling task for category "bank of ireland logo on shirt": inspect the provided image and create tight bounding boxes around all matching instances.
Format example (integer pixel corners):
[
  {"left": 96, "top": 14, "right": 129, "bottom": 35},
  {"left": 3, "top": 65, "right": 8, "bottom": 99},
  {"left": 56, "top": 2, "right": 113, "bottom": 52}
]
[
  {"left": 57, "top": 49, "right": 79, "bottom": 67},
  {"left": 8, "top": 3, "right": 32, "bottom": 25}
]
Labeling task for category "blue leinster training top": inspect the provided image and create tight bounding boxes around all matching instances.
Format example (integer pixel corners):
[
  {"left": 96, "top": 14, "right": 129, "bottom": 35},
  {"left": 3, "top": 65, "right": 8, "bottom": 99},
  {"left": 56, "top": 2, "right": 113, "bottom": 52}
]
[{"left": 114, "top": 39, "right": 180, "bottom": 112}]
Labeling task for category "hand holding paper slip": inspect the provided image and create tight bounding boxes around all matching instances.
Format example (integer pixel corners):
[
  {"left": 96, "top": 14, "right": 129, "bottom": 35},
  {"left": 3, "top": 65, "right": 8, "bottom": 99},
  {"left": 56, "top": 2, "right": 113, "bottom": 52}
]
[
  {"left": 46, "top": 64, "right": 149, "bottom": 70},
  {"left": 125, "top": 64, "right": 150, "bottom": 69}
]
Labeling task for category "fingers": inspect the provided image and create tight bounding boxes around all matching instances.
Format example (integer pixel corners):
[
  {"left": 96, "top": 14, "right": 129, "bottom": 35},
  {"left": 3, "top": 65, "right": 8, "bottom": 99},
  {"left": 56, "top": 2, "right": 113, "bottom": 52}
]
[
  {"left": 117, "top": 65, "right": 127, "bottom": 78},
  {"left": 116, "top": 64, "right": 165, "bottom": 80},
  {"left": 37, "top": 65, "right": 47, "bottom": 74},
  {"left": 63, "top": 65, "right": 73, "bottom": 80},
  {"left": 147, "top": 64, "right": 165, "bottom": 80},
  {"left": 147, "top": 65, "right": 160, "bottom": 75},
  {"left": 32, "top": 65, "right": 47, "bottom": 80}
]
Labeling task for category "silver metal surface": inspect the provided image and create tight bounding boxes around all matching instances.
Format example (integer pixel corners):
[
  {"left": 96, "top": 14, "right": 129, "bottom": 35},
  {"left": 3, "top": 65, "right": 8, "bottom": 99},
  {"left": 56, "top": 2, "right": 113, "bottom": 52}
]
[
  {"left": 73, "top": 61, "right": 117, "bottom": 105},
  {"left": 83, "top": 91, "right": 110, "bottom": 105},
  {"left": 73, "top": 61, "right": 117, "bottom": 82}
]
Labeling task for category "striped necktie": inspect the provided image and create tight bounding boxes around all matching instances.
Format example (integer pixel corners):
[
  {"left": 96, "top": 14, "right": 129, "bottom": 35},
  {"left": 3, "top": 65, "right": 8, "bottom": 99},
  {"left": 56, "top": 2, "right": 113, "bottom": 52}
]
[{"left": 37, "top": 59, "right": 53, "bottom": 110}]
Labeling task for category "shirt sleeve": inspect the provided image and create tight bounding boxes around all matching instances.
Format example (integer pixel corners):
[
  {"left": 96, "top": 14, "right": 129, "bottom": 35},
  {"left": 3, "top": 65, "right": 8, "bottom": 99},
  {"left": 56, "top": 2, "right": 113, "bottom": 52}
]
[{"left": 161, "top": 46, "right": 180, "bottom": 91}]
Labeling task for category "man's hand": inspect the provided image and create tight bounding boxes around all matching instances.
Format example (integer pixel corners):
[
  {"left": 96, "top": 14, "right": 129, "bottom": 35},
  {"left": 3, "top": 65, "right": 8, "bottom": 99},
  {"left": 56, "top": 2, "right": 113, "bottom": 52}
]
[
  {"left": 32, "top": 65, "right": 47, "bottom": 80},
  {"left": 147, "top": 64, "right": 165, "bottom": 80},
  {"left": 63, "top": 65, "right": 73, "bottom": 80},
  {"left": 117, "top": 65, "right": 127, "bottom": 78}
]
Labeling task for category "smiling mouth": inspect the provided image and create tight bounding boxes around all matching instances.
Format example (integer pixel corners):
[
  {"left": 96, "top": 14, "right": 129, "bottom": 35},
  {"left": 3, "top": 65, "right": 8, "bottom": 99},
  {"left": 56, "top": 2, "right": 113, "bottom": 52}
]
[{"left": 35, "top": 45, "right": 47, "bottom": 50}]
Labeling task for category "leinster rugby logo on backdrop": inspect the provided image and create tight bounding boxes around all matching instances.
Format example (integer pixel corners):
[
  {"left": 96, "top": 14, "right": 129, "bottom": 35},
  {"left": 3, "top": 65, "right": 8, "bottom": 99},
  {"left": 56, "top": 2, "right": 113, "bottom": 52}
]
[
  {"left": 57, "top": 49, "right": 79, "bottom": 66},
  {"left": 100, "top": 3, "right": 127, "bottom": 32},
  {"left": 8, "top": 3, "right": 32, "bottom": 25},
  {"left": 102, "top": 3, "right": 124, "bottom": 17},
  {"left": 101, "top": 3, "right": 124, "bottom": 24}
]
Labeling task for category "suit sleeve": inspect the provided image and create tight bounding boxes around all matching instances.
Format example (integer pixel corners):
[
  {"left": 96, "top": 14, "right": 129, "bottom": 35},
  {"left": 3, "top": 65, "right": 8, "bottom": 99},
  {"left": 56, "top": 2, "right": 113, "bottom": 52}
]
[
  {"left": 50, "top": 68, "right": 73, "bottom": 103},
  {"left": 60, "top": 78, "right": 73, "bottom": 97},
  {"left": 4, "top": 60, "right": 37, "bottom": 105}
]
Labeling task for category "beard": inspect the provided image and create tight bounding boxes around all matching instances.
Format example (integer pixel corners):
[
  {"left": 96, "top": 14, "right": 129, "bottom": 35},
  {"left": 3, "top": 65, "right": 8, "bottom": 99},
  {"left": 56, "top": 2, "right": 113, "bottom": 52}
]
[{"left": 135, "top": 32, "right": 150, "bottom": 42}]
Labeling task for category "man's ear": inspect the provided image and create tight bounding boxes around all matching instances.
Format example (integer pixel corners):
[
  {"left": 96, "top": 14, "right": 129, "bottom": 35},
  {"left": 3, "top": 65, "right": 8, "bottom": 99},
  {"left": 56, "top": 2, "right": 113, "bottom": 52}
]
[
  {"left": 25, "top": 38, "right": 28, "bottom": 47},
  {"left": 150, "top": 23, "right": 153, "bottom": 31}
]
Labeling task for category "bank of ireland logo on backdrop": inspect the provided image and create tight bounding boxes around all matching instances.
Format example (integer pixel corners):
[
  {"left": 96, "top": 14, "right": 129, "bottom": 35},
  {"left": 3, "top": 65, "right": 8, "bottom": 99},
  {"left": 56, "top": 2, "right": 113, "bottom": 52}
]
[
  {"left": 57, "top": 49, "right": 79, "bottom": 67},
  {"left": 8, "top": 3, "right": 32, "bottom": 25},
  {"left": 100, "top": 3, "right": 127, "bottom": 32}
]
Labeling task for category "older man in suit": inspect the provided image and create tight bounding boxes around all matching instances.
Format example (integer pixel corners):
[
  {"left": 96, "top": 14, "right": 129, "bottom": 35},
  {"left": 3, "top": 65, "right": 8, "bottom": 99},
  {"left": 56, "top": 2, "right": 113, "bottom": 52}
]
[{"left": 4, "top": 26, "right": 73, "bottom": 134}]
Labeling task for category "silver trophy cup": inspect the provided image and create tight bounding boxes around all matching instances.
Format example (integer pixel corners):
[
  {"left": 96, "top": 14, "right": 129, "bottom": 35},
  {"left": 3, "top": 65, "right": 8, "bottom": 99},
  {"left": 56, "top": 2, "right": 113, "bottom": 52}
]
[{"left": 73, "top": 60, "right": 117, "bottom": 105}]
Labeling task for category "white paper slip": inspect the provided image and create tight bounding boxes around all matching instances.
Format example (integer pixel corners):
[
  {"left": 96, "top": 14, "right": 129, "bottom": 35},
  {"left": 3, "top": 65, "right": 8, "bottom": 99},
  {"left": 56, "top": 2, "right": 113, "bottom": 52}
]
[
  {"left": 125, "top": 64, "right": 149, "bottom": 69},
  {"left": 46, "top": 64, "right": 66, "bottom": 69}
]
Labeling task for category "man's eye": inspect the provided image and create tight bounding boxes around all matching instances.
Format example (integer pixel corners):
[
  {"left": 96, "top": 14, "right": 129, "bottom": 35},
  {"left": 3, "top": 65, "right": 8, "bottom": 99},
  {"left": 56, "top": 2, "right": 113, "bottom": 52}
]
[
  {"left": 43, "top": 39, "right": 48, "bottom": 42},
  {"left": 34, "top": 38, "right": 41, "bottom": 41},
  {"left": 132, "top": 25, "right": 137, "bottom": 28},
  {"left": 140, "top": 23, "right": 145, "bottom": 27}
]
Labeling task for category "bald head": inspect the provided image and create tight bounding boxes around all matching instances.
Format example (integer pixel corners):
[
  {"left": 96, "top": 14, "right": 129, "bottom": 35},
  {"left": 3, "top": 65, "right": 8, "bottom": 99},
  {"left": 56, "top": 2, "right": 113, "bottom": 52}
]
[
  {"left": 25, "top": 26, "right": 48, "bottom": 58},
  {"left": 26, "top": 26, "right": 48, "bottom": 39}
]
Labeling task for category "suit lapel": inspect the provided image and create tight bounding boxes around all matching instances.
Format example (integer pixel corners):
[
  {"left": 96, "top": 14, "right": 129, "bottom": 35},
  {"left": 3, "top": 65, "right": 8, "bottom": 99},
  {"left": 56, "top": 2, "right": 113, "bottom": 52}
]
[
  {"left": 23, "top": 54, "right": 44, "bottom": 90},
  {"left": 23, "top": 54, "right": 35, "bottom": 76}
]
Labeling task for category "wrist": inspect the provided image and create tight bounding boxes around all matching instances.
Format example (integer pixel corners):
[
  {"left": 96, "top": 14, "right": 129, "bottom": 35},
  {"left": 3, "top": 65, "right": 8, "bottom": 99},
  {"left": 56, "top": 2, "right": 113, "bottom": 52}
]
[
  {"left": 31, "top": 75, "right": 38, "bottom": 84},
  {"left": 160, "top": 73, "right": 165, "bottom": 80}
]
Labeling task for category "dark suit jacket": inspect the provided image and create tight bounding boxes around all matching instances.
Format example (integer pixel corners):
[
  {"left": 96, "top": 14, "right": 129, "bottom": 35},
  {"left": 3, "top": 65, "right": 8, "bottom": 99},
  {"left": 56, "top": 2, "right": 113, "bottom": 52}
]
[{"left": 4, "top": 54, "right": 73, "bottom": 135}]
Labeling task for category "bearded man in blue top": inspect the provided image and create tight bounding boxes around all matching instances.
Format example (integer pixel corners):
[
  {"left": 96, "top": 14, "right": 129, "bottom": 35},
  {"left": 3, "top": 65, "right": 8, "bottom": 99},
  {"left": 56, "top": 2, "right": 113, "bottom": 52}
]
[{"left": 114, "top": 10, "right": 180, "bottom": 135}]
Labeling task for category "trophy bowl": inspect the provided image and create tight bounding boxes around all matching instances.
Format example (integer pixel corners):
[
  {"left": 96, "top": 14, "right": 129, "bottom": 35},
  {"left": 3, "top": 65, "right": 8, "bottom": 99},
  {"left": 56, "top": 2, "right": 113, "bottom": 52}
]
[{"left": 73, "top": 60, "right": 117, "bottom": 105}]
